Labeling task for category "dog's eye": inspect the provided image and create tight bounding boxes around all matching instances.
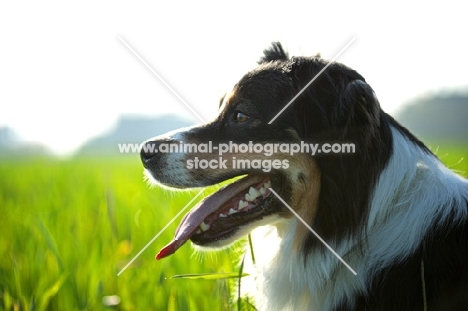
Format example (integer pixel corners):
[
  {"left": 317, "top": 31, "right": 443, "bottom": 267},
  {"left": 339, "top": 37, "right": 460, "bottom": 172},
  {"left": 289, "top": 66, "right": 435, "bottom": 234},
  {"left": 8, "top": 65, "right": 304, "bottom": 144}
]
[{"left": 235, "top": 112, "right": 250, "bottom": 123}]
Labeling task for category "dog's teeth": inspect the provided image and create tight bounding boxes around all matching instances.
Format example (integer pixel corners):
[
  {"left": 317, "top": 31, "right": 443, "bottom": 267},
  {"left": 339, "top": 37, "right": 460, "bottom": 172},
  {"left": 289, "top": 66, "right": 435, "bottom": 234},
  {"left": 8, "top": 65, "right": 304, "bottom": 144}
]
[
  {"left": 228, "top": 208, "right": 238, "bottom": 215},
  {"left": 200, "top": 221, "right": 211, "bottom": 232},
  {"left": 219, "top": 213, "right": 227, "bottom": 218},
  {"left": 264, "top": 180, "right": 271, "bottom": 189},
  {"left": 238, "top": 200, "right": 248, "bottom": 210},
  {"left": 259, "top": 187, "right": 266, "bottom": 195},
  {"left": 245, "top": 193, "right": 253, "bottom": 202},
  {"left": 248, "top": 187, "right": 262, "bottom": 200},
  {"left": 195, "top": 228, "right": 202, "bottom": 234}
]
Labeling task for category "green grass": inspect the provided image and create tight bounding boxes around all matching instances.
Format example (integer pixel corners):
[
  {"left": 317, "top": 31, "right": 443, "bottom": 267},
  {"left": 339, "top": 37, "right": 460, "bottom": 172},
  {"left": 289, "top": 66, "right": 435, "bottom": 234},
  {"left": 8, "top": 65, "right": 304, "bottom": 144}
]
[
  {"left": 0, "top": 145, "right": 467, "bottom": 310},
  {"left": 0, "top": 156, "right": 244, "bottom": 310}
]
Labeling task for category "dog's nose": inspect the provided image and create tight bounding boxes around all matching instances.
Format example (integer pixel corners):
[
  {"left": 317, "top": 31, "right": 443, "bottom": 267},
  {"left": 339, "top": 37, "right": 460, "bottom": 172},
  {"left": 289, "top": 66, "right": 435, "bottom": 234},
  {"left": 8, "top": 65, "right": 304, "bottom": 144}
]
[{"left": 140, "top": 140, "right": 160, "bottom": 164}]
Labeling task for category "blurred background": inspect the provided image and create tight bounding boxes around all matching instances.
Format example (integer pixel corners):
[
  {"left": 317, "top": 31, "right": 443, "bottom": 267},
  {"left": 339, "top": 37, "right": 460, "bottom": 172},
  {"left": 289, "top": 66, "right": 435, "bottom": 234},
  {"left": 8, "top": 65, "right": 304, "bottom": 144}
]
[{"left": 1, "top": 1, "right": 467, "bottom": 310}]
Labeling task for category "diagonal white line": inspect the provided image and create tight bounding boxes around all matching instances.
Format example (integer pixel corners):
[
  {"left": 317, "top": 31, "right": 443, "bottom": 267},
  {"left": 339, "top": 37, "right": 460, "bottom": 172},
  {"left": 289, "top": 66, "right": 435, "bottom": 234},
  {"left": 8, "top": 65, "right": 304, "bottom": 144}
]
[
  {"left": 118, "top": 36, "right": 206, "bottom": 123},
  {"left": 269, "top": 188, "right": 357, "bottom": 275},
  {"left": 117, "top": 189, "right": 205, "bottom": 276},
  {"left": 268, "top": 37, "right": 356, "bottom": 124}
]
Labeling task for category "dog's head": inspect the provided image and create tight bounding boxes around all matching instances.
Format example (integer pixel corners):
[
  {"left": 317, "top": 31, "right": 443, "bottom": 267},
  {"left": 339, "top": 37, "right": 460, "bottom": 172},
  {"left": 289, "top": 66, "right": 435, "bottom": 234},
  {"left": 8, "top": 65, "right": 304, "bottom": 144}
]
[{"left": 141, "top": 42, "right": 391, "bottom": 258}]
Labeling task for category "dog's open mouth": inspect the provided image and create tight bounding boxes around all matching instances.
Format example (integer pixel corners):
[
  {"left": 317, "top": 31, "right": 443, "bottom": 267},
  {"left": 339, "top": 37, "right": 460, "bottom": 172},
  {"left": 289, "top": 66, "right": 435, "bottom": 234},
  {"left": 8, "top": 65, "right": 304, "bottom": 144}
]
[{"left": 156, "top": 174, "right": 274, "bottom": 260}]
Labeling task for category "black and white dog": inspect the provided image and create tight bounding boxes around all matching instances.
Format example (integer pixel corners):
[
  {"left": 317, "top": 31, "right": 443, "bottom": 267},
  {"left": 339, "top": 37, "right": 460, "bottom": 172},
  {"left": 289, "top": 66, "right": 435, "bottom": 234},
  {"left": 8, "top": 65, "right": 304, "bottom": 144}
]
[{"left": 140, "top": 43, "right": 468, "bottom": 310}]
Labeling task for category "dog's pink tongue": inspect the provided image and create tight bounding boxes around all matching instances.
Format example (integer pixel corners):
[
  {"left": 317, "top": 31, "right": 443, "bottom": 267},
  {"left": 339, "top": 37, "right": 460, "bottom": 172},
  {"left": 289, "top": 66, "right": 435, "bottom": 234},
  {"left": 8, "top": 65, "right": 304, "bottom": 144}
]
[
  {"left": 155, "top": 205, "right": 202, "bottom": 260},
  {"left": 156, "top": 174, "right": 265, "bottom": 260}
]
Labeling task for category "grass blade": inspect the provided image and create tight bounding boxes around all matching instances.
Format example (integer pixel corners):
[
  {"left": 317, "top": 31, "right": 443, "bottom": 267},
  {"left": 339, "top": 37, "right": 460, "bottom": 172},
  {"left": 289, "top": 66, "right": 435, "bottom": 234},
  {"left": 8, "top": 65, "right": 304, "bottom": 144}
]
[
  {"left": 171, "top": 272, "right": 249, "bottom": 280},
  {"left": 248, "top": 234, "right": 256, "bottom": 265},
  {"left": 237, "top": 254, "right": 246, "bottom": 311},
  {"left": 38, "top": 274, "right": 68, "bottom": 311}
]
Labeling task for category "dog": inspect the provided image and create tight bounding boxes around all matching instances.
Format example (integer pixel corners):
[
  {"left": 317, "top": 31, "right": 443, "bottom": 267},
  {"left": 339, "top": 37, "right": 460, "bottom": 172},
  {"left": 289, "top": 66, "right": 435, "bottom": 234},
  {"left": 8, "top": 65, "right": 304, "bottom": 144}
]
[{"left": 140, "top": 42, "right": 468, "bottom": 310}]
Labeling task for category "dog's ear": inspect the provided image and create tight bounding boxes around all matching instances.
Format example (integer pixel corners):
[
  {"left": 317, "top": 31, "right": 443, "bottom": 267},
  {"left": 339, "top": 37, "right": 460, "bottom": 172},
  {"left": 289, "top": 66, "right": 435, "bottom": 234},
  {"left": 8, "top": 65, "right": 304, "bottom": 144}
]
[
  {"left": 258, "top": 42, "right": 289, "bottom": 64},
  {"left": 333, "top": 79, "right": 381, "bottom": 133}
]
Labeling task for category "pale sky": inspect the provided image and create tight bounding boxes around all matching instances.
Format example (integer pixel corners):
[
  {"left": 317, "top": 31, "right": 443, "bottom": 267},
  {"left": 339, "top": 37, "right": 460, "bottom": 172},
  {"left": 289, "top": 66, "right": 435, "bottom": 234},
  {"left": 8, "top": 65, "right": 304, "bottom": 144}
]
[{"left": 1, "top": 1, "right": 466, "bottom": 155}]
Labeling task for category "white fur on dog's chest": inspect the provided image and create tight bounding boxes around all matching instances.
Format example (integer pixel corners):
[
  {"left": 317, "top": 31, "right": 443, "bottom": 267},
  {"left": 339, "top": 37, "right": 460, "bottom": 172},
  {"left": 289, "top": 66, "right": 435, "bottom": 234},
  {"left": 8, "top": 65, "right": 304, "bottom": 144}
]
[{"left": 242, "top": 222, "right": 337, "bottom": 311}]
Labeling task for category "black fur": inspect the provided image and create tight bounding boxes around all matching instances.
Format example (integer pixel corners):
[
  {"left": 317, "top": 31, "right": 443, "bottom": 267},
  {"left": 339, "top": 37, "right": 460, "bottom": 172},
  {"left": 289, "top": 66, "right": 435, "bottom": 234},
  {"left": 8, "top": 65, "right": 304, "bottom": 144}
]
[
  {"left": 347, "top": 213, "right": 468, "bottom": 311},
  {"left": 258, "top": 41, "right": 289, "bottom": 64}
]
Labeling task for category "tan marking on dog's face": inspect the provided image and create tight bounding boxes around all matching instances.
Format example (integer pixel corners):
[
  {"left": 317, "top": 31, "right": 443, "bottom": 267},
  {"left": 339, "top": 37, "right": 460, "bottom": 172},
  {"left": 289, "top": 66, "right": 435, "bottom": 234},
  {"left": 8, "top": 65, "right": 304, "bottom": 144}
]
[
  {"left": 272, "top": 129, "right": 321, "bottom": 249},
  {"left": 219, "top": 86, "right": 238, "bottom": 113},
  {"left": 281, "top": 154, "right": 321, "bottom": 252}
]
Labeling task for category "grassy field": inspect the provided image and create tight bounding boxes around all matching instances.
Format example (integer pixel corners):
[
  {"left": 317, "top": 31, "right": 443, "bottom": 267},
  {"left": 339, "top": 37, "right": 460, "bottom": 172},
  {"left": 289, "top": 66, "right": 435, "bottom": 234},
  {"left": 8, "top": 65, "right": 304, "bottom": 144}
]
[
  {"left": 0, "top": 156, "right": 247, "bottom": 311},
  {"left": 0, "top": 145, "right": 467, "bottom": 310}
]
